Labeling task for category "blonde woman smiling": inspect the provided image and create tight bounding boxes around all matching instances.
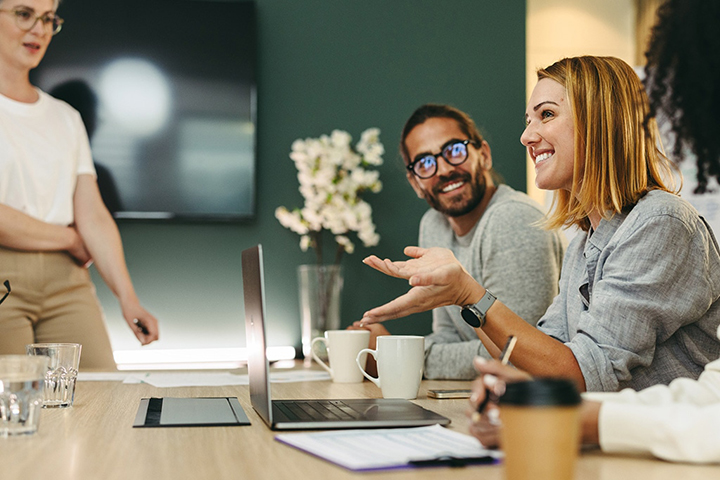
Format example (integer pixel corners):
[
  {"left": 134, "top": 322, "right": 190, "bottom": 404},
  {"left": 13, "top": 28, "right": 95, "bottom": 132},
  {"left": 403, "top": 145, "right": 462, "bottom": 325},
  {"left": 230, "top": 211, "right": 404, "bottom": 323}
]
[{"left": 358, "top": 56, "right": 720, "bottom": 393}]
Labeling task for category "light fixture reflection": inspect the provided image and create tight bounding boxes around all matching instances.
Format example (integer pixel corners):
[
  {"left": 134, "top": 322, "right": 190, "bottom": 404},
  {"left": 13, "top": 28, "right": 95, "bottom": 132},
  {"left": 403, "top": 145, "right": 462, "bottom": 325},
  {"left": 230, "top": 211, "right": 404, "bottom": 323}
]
[
  {"left": 98, "top": 58, "right": 172, "bottom": 136},
  {"left": 113, "top": 347, "right": 297, "bottom": 370}
]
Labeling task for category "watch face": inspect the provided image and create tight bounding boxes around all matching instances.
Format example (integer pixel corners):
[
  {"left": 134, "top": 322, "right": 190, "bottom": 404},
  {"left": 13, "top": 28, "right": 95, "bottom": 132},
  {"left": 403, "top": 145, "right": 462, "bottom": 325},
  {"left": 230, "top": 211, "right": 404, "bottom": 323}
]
[{"left": 461, "top": 307, "right": 482, "bottom": 328}]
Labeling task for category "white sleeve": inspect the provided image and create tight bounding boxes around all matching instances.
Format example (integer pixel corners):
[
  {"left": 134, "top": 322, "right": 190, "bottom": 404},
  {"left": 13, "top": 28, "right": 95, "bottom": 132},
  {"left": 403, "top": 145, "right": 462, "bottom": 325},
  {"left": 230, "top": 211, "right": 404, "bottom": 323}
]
[
  {"left": 71, "top": 109, "right": 96, "bottom": 177},
  {"left": 598, "top": 401, "right": 720, "bottom": 463},
  {"left": 588, "top": 358, "right": 720, "bottom": 463}
]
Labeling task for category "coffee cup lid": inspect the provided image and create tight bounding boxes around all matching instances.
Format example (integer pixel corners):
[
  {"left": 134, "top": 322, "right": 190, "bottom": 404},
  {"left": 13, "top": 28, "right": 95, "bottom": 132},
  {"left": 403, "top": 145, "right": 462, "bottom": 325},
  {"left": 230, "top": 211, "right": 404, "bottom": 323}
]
[{"left": 499, "top": 378, "right": 581, "bottom": 407}]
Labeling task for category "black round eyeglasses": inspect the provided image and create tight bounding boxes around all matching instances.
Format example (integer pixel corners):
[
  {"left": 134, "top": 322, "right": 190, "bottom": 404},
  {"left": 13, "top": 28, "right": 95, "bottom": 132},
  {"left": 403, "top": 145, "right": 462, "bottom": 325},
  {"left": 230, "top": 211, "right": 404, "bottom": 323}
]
[{"left": 406, "top": 139, "right": 476, "bottom": 179}]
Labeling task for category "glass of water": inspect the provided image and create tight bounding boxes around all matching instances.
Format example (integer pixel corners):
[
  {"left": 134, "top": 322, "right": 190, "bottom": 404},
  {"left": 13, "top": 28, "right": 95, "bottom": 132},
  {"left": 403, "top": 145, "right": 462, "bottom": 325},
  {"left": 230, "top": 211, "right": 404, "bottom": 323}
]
[
  {"left": 0, "top": 355, "right": 48, "bottom": 436},
  {"left": 25, "top": 343, "right": 82, "bottom": 408}
]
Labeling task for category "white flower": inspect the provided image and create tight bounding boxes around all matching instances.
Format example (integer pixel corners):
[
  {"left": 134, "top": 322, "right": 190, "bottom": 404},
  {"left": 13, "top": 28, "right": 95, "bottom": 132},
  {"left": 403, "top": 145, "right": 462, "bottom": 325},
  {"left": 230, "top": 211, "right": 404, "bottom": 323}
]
[
  {"left": 277, "top": 128, "right": 384, "bottom": 261},
  {"left": 300, "top": 235, "right": 312, "bottom": 252},
  {"left": 330, "top": 130, "right": 352, "bottom": 148},
  {"left": 275, "top": 207, "right": 309, "bottom": 235},
  {"left": 335, "top": 235, "right": 355, "bottom": 254}
]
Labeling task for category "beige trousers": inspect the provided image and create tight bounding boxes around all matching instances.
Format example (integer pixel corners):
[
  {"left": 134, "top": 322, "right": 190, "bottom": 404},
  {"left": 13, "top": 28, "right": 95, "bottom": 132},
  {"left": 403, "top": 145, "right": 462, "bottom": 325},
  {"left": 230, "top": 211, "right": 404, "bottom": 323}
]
[{"left": 0, "top": 247, "right": 117, "bottom": 370}]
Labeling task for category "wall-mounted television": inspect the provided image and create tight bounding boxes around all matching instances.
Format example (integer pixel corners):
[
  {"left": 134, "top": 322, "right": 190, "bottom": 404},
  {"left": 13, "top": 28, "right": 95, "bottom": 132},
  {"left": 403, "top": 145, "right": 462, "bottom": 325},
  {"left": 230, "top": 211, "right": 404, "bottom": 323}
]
[{"left": 31, "top": 0, "right": 257, "bottom": 221}]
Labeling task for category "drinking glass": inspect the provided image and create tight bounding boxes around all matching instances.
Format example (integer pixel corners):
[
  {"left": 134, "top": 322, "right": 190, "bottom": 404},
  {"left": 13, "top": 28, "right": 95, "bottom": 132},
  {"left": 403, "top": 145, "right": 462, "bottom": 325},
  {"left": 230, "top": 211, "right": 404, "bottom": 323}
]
[
  {"left": 26, "top": 343, "right": 82, "bottom": 408},
  {"left": 0, "top": 355, "right": 48, "bottom": 436}
]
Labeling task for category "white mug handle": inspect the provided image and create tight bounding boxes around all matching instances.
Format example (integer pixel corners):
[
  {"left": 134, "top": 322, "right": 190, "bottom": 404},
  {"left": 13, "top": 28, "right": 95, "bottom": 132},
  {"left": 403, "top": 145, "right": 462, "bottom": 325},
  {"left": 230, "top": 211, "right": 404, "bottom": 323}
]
[
  {"left": 356, "top": 348, "right": 380, "bottom": 387},
  {"left": 311, "top": 337, "right": 333, "bottom": 376}
]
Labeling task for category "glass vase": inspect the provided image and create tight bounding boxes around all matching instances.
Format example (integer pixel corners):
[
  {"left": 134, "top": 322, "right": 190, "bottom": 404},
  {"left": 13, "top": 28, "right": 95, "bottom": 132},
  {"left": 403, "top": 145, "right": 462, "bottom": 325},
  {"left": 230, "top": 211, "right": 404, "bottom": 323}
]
[{"left": 298, "top": 264, "right": 343, "bottom": 364}]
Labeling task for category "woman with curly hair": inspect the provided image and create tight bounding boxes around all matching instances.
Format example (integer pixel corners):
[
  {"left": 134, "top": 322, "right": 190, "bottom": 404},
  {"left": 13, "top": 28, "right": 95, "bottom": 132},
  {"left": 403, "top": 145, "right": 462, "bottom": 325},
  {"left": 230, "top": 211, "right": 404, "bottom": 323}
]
[{"left": 644, "top": 0, "right": 720, "bottom": 193}]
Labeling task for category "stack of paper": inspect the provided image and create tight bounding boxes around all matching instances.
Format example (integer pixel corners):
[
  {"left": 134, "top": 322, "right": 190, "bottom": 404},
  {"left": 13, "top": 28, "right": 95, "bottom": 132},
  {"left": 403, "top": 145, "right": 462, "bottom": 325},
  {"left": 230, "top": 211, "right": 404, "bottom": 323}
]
[{"left": 275, "top": 425, "right": 502, "bottom": 471}]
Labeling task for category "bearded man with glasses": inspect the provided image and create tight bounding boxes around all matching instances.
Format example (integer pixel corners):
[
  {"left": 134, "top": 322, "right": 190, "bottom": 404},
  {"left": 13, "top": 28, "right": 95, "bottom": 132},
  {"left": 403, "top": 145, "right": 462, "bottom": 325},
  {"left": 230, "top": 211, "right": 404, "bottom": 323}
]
[{"left": 351, "top": 104, "right": 564, "bottom": 379}]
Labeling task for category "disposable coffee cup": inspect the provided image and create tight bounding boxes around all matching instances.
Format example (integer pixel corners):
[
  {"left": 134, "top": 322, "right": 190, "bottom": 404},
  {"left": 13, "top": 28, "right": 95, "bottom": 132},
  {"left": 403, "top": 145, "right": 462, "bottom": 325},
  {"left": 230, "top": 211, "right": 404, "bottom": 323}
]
[{"left": 499, "top": 379, "right": 582, "bottom": 480}]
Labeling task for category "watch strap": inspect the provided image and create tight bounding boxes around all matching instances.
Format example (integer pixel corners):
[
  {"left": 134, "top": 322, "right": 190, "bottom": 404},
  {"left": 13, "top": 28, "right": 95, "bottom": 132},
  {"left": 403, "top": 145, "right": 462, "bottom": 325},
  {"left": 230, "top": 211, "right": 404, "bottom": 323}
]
[{"left": 461, "top": 289, "right": 496, "bottom": 328}]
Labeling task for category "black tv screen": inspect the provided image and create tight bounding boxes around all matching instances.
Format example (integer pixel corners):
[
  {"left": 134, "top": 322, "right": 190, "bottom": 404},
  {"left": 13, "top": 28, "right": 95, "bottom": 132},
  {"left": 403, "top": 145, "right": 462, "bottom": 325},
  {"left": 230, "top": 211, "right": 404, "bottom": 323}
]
[{"left": 31, "top": 0, "right": 257, "bottom": 221}]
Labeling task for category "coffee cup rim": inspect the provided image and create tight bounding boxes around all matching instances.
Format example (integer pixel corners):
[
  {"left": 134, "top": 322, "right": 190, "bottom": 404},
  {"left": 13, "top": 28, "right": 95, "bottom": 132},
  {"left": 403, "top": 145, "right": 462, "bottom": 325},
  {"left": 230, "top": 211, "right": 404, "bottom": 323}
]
[{"left": 499, "top": 378, "right": 581, "bottom": 407}]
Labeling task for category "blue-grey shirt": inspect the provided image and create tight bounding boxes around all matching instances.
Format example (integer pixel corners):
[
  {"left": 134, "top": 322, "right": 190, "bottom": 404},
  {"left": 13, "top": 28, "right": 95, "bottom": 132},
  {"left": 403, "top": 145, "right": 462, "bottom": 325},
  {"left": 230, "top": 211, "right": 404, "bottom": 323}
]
[{"left": 538, "top": 190, "right": 720, "bottom": 392}]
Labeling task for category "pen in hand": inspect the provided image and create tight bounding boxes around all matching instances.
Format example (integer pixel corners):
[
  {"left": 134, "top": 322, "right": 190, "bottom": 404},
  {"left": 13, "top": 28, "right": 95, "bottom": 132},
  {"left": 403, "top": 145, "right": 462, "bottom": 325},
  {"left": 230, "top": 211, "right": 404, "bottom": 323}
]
[
  {"left": 476, "top": 335, "right": 517, "bottom": 416},
  {"left": 133, "top": 318, "right": 150, "bottom": 335}
]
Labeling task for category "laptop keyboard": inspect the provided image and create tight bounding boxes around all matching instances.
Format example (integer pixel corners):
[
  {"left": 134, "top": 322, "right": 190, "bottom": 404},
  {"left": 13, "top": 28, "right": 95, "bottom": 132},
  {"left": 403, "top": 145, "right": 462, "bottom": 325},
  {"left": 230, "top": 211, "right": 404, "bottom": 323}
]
[{"left": 275, "top": 400, "right": 364, "bottom": 421}]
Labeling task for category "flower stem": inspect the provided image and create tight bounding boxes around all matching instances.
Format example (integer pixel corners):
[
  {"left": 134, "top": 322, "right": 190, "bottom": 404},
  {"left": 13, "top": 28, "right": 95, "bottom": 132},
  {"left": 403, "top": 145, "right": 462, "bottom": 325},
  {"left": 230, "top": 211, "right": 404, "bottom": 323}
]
[
  {"left": 334, "top": 244, "right": 344, "bottom": 265},
  {"left": 313, "top": 231, "right": 323, "bottom": 266}
]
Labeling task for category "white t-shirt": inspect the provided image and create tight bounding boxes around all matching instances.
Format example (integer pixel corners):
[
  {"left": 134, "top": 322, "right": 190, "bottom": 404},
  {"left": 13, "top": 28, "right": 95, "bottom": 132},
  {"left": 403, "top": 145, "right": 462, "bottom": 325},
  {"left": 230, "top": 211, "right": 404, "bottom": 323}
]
[{"left": 0, "top": 88, "right": 96, "bottom": 226}]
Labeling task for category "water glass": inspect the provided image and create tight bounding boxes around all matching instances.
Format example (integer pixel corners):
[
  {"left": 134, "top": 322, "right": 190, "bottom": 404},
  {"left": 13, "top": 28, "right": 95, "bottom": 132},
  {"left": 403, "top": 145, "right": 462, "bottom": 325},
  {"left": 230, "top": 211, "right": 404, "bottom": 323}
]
[
  {"left": 26, "top": 343, "right": 82, "bottom": 408},
  {"left": 0, "top": 355, "right": 48, "bottom": 436}
]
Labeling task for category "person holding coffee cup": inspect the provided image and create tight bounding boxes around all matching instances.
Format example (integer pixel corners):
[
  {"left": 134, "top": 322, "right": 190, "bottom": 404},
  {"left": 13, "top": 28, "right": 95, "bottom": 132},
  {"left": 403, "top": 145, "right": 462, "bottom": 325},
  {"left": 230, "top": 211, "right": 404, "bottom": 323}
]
[{"left": 358, "top": 56, "right": 720, "bottom": 393}]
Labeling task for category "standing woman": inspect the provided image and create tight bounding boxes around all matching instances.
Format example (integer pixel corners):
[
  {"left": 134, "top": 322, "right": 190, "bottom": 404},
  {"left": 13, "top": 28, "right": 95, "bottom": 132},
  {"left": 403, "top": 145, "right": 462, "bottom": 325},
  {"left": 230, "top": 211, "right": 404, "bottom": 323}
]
[
  {"left": 0, "top": 0, "right": 159, "bottom": 369},
  {"left": 358, "top": 56, "right": 720, "bottom": 393}
]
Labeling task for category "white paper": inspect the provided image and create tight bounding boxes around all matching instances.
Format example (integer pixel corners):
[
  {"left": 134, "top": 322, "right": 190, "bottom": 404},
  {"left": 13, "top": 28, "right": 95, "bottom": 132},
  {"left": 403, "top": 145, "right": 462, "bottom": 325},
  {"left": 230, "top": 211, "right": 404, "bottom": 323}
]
[
  {"left": 275, "top": 424, "right": 501, "bottom": 471},
  {"left": 77, "top": 372, "right": 141, "bottom": 382},
  {"left": 94, "top": 370, "right": 332, "bottom": 388},
  {"left": 268, "top": 370, "right": 331, "bottom": 384}
]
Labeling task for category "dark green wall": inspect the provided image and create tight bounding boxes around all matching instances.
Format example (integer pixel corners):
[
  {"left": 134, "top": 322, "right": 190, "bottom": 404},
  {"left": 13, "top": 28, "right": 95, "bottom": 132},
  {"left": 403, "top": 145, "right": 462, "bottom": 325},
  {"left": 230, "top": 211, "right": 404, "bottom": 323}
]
[{"left": 92, "top": 0, "right": 527, "bottom": 351}]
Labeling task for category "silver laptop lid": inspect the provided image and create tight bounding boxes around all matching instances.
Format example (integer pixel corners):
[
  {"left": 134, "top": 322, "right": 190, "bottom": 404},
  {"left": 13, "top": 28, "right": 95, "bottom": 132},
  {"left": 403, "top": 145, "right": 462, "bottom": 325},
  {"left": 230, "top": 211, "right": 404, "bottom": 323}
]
[
  {"left": 241, "top": 244, "right": 452, "bottom": 431},
  {"left": 241, "top": 244, "right": 273, "bottom": 426}
]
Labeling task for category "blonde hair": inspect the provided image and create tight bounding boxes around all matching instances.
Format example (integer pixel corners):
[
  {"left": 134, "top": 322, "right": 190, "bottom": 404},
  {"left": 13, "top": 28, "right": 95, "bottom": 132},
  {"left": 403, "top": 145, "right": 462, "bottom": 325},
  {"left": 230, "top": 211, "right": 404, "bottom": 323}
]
[
  {"left": 0, "top": 0, "right": 61, "bottom": 9},
  {"left": 538, "top": 56, "right": 677, "bottom": 231}
]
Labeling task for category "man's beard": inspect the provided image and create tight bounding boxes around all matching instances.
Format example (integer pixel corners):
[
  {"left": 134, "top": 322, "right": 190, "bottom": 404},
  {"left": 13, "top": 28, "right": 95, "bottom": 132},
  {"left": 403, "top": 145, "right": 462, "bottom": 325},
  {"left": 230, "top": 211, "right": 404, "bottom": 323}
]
[{"left": 421, "top": 170, "right": 486, "bottom": 217}]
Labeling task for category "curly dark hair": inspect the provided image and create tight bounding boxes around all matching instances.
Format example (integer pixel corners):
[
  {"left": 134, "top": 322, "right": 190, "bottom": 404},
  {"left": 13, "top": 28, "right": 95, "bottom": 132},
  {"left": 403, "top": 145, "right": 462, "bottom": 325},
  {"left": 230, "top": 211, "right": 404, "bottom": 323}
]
[{"left": 644, "top": 0, "right": 720, "bottom": 193}]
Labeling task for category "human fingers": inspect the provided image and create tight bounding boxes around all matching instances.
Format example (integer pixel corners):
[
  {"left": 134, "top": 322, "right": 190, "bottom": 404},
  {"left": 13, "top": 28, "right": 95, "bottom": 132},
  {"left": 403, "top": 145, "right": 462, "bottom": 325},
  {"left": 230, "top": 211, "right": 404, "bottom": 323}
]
[
  {"left": 127, "top": 311, "right": 159, "bottom": 345},
  {"left": 467, "top": 403, "right": 502, "bottom": 448},
  {"left": 469, "top": 376, "right": 488, "bottom": 411},
  {"left": 362, "top": 256, "right": 410, "bottom": 279},
  {"left": 403, "top": 246, "right": 427, "bottom": 259},
  {"left": 359, "top": 295, "right": 420, "bottom": 324}
]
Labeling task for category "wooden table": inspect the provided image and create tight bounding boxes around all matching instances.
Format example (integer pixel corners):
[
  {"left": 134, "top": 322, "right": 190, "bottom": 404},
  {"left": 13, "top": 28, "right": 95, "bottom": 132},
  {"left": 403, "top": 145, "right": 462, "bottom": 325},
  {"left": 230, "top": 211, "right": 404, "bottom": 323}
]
[{"left": 3, "top": 365, "right": 719, "bottom": 480}]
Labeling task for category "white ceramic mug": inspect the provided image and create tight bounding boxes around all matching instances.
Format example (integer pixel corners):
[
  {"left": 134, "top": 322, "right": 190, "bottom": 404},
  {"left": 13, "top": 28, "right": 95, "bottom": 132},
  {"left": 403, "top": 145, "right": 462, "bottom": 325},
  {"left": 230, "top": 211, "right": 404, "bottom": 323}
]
[
  {"left": 311, "top": 330, "right": 370, "bottom": 383},
  {"left": 355, "top": 335, "right": 424, "bottom": 399}
]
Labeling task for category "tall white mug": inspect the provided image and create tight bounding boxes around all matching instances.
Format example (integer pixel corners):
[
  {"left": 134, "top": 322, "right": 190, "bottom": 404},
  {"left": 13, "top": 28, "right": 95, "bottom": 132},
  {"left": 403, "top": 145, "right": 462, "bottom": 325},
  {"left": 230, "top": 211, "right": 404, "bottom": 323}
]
[
  {"left": 311, "top": 330, "right": 370, "bottom": 383},
  {"left": 356, "top": 335, "right": 424, "bottom": 399}
]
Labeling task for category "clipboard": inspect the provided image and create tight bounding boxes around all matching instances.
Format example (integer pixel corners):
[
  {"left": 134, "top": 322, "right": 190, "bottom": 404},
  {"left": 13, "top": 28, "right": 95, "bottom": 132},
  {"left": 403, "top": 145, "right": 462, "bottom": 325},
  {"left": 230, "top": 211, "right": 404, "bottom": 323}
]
[
  {"left": 275, "top": 424, "right": 502, "bottom": 471},
  {"left": 133, "top": 397, "right": 250, "bottom": 428}
]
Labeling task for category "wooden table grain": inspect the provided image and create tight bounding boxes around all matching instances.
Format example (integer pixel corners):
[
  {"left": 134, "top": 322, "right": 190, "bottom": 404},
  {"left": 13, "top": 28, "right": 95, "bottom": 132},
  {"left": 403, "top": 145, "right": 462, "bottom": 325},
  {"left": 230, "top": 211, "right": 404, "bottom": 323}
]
[{"left": 2, "top": 365, "right": 719, "bottom": 480}]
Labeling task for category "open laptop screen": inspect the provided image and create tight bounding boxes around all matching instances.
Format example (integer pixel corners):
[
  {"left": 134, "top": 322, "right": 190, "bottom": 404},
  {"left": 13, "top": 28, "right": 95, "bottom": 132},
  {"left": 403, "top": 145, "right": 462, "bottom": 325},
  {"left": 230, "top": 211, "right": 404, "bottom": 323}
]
[{"left": 241, "top": 244, "right": 273, "bottom": 425}]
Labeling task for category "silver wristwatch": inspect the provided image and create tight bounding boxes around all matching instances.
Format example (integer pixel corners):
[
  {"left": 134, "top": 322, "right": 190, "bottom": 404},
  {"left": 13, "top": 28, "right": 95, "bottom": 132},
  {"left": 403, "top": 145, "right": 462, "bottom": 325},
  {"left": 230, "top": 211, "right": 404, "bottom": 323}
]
[{"left": 461, "top": 290, "right": 496, "bottom": 328}]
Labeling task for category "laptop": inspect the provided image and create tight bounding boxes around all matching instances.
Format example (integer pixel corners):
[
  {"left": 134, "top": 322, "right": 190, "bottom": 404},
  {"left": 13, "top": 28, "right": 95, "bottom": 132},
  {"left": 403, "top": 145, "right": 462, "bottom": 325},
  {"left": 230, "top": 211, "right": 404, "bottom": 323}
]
[{"left": 241, "top": 244, "right": 451, "bottom": 430}]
